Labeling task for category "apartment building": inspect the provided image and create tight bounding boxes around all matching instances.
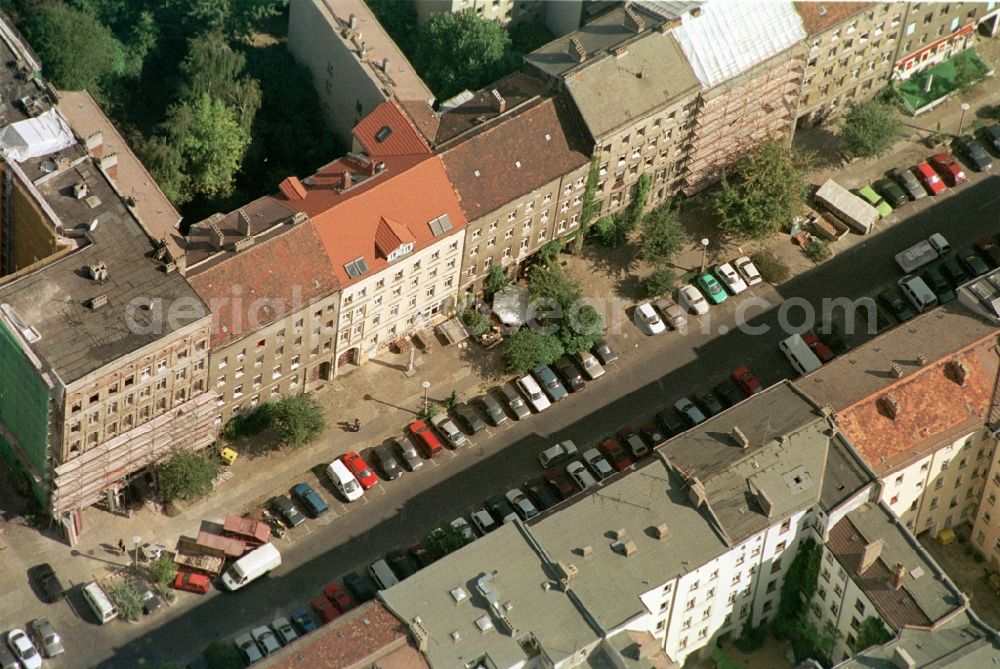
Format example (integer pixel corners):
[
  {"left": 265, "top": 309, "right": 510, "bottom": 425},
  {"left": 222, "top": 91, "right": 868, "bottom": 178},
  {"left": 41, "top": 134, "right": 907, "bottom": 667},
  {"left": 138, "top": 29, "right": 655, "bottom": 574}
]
[
  {"left": 184, "top": 198, "right": 341, "bottom": 424},
  {"left": 525, "top": 4, "right": 701, "bottom": 217},
  {"left": 894, "top": 1, "right": 982, "bottom": 80},
  {"left": 435, "top": 74, "right": 591, "bottom": 293},
  {"left": 796, "top": 302, "right": 999, "bottom": 541},
  {"left": 276, "top": 102, "right": 466, "bottom": 375},
  {"left": 413, "top": 0, "right": 543, "bottom": 27}
]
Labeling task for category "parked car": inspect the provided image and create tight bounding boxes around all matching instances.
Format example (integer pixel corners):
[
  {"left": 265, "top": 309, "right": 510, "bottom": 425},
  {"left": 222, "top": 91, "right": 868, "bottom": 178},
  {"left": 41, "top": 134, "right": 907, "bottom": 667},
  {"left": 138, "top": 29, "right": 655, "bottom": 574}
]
[
  {"left": 524, "top": 478, "right": 560, "bottom": 511},
  {"left": 677, "top": 284, "right": 709, "bottom": 315},
  {"left": 958, "top": 246, "right": 990, "bottom": 277},
  {"left": 675, "top": 397, "right": 706, "bottom": 426},
  {"left": 269, "top": 495, "right": 306, "bottom": 528},
  {"left": 251, "top": 626, "right": 281, "bottom": 656},
  {"left": 174, "top": 570, "right": 212, "bottom": 594},
  {"left": 323, "top": 583, "right": 354, "bottom": 613},
  {"left": 734, "top": 256, "right": 763, "bottom": 286},
  {"left": 386, "top": 550, "right": 420, "bottom": 579},
  {"left": 914, "top": 161, "right": 946, "bottom": 195},
  {"left": 582, "top": 448, "right": 615, "bottom": 480},
  {"left": 930, "top": 152, "right": 967, "bottom": 186},
  {"left": 732, "top": 366, "right": 763, "bottom": 396},
  {"left": 450, "top": 516, "right": 478, "bottom": 543},
  {"left": 802, "top": 332, "right": 835, "bottom": 363},
  {"left": 343, "top": 571, "right": 377, "bottom": 603},
  {"left": 877, "top": 287, "right": 915, "bottom": 322},
  {"left": 27, "top": 618, "right": 63, "bottom": 658},
  {"left": 597, "top": 436, "right": 633, "bottom": 471},
  {"left": 653, "top": 296, "right": 688, "bottom": 330},
  {"left": 409, "top": 541, "right": 438, "bottom": 569},
  {"left": 497, "top": 383, "right": 531, "bottom": 420},
  {"left": 0, "top": 643, "right": 17, "bottom": 669},
  {"left": 29, "top": 563, "right": 65, "bottom": 603},
  {"left": 311, "top": 595, "right": 340, "bottom": 624},
  {"left": 657, "top": 408, "right": 687, "bottom": 436},
  {"left": 856, "top": 185, "right": 893, "bottom": 217},
  {"left": 291, "top": 482, "right": 328, "bottom": 518},
  {"left": 517, "top": 374, "right": 551, "bottom": 412},
  {"left": 371, "top": 444, "right": 403, "bottom": 480},
  {"left": 553, "top": 356, "right": 585, "bottom": 392},
  {"left": 290, "top": 608, "right": 319, "bottom": 635},
  {"left": 505, "top": 488, "right": 540, "bottom": 520},
  {"left": 898, "top": 274, "right": 939, "bottom": 313},
  {"left": 633, "top": 301, "right": 667, "bottom": 335},
  {"left": 715, "top": 262, "right": 748, "bottom": 294},
  {"left": 714, "top": 379, "right": 744, "bottom": 407},
  {"left": 453, "top": 402, "right": 487, "bottom": 433},
  {"left": 921, "top": 266, "right": 956, "bottom": 304},
  {"left": 873, "top": 178, "right": 908, "bottom": 208},
  {"left": 697, "top": 392, "right": 724, "bottom": 417},
  {"left": 975, "top": 235, "right": 1000, "bottom": 267},
  {"left": 619, "top": 428, "right": 650, "bottom": 460},
  {"left": 696, "top": 274, "right": 727, "bottom": 304},
  {"left": 890, "top": 166, "right": 926, "bottom": 200},
  {"left": 475, "top": 393, "right": 508, "bottom": 426},
  {"left": 956, "top": 135, "right": 993, "bottom": 171},
  {"left": 592, "top": 338, "right": 618, "bottom": 365},
  {"left": 574, "top": 351, "right": 605, "bottom": 380},
  {"left": 639, "top": 420, "right": 666, "bottom": 447},
  {"left": 343, "top": 451, "right": 379, "bottom": 489},
  {"left": 470, "top": 507, "right": 499, "bottom": 534},
  {"left": 234, "top": 631, "right": 264, "bottom": 665},
  {"left": 544, "top": 468, "right": 579, "bottom": 499},
  {"left": 538, "top": 440, "right": 579, "bottom": 467},
  {"left": 567, "top": 461, "right": 598, "bottom": 490},
  {"left": 408, "top": 420, "right": 444, "bottom": 458},
  {"left": 392, "top": 437, "right": 424, "bottom": 471},
  {"left": 139, "top": 587, "right": 161, "bottom": 615},
  {"left": 486, "top": 495, "right": 519, "bottom": 524},
  {"left": 431, "top": 413, "right": 466, "bottom": 448},
  {"left": 271, "top": 617, "right": 298, "bottom": 646},
  {"left": 532, "top": 364, "right": 568, "bottom": 402},
  {"left": 984, "top": 124, "right": 1000, "bottom": 153},
  {"left": 939, "top": 255, "right": 970, "bottom": 287}
]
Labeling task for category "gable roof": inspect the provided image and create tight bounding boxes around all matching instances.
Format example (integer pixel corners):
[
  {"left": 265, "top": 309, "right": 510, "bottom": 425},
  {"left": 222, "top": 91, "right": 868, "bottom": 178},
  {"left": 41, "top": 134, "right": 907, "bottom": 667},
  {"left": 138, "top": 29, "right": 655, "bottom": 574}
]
[
  {"left": 439, "top": 95, "right": 591, "bottom": 220},
  {"left": 353, "top": 99, "right": 430, "bottom": 158}
]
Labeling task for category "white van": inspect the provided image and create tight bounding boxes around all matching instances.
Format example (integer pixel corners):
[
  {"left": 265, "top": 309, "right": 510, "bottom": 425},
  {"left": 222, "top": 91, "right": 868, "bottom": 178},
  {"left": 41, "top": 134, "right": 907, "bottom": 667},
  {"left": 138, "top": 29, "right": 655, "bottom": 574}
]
[
  {"left": 82, "top": 581, "right": 118, "bottom": 624},
  {"left": 221, "top": 543, "right": 281, "bottom": 591},
  {"left": 327, "top": 459, "right": 364, "bottom": 502},
  {"left": 369, "top": 558, "right": 400, "bottom": 590},
  {"left": 779, "top": 334, "right": 822, "bottom": 376},
  {"left": 898, "top": 275, "right": 938, "bottom": 313},
  {"left": 516, "top": 375, "right": 551, "bottom": 412}
]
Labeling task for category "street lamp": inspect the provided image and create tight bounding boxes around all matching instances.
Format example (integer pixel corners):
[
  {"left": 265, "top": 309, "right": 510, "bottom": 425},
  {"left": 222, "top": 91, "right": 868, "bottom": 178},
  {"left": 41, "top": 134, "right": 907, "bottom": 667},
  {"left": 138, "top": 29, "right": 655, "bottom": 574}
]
[
  {"left": 421, "top": 381, "right": 431, "bottom": 415},
  {"left": 958, "top": 102, "right": 971, "bottom": 137},
  {"left": 132, "top": 535, "right": 142, "bottom": 568},
  {"left": 699, "top": 238, "right": 710, "bottom": 274}
]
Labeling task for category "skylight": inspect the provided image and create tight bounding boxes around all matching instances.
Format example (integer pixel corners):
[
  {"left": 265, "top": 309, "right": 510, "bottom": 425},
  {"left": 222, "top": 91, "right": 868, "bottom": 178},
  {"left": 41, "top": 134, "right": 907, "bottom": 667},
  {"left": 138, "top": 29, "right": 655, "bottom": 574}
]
[
  {"left": 344, "top": 257, "right": 369, "bottom": 279},
  {"left": 428, "top": 214, "right": 453, "bottom": 237}
]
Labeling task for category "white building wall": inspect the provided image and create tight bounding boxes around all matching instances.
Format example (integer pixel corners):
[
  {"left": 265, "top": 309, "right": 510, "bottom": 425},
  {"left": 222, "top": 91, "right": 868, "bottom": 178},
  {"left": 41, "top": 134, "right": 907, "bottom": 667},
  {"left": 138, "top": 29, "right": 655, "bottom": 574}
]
[{"left": 810, "top": 542, "right": 883, "bottom": 664}]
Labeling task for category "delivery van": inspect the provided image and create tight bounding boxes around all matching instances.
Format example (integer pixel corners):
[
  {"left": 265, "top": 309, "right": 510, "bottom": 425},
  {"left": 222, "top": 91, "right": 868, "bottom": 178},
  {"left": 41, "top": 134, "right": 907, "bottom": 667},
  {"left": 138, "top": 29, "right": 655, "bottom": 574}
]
[
  {"left": 82, "top": 581, "right": 118, "bottom": 624},
  {"left": 327, "top": 459, "right": 364, "bottom": 502},
  {"left": 779, "top": 334, "right": 823, "bottom": 376},
  {"left": 221, "top": 543, "right": 281, "bottom": 591}
]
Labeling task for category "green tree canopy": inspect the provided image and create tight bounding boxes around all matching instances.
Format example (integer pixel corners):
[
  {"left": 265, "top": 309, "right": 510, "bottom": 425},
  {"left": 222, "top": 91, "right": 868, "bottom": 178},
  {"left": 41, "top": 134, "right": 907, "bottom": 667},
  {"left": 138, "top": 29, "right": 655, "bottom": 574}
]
[
  {"left": 271, "top": 393, "right": 326, "bottom": 448},
  {"left": 642, "top": 267, "right": 676, "bottom": 298},
  {"left": 639, "top": 203, "right": 688, "bottom": 266},
  {"left": 483, "top": 264, "right": 507, "bottom": 300},
  {"left": 527, "top": 262, "right": 582, "bottom": 310},
  {"left": 503, "top": 330, "right": 563, "bottom": 375},
  {"left": 179, "top": 32, "right": 262, "bottom": 131},
  {"left": 840, "top": 100, "right": 903, "bottom": 159},
  {"left": 411, "top": 10, "right": 515, "bottom": 100},
  {"left": 425, "top": 523, "right": 467, "bottom": 558},
  {"left": 157, "top": 449, "right": 220, "bottom": 502},
  {"left": 712, "top": 138, "right": 808, "bottom": 241},
  {"left": 559, "top": 303, "right": 604, "bottom": 354},
  {"left": 854, "top": 617, "right": 892, "bottom": 652}
]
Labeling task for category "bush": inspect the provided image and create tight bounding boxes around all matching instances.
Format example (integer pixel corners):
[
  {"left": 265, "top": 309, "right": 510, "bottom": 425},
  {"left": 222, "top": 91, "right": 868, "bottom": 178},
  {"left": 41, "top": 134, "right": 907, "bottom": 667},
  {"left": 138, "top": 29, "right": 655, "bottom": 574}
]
[
  {"left": 105, "top": 579, "right": 144, "bottom": 622},
  {"left": 751, "top": 249, "right": 790, "bottom": 283},
  {"left": 735, "top": 617, "right": 767, "bottom": 652},
  {"left": 804, "top": 238, "right": 831, "bottom": 262},
  {"left": 538, "top": 239, "right": 562, "bottom": 263},
  {"left": 643, "top": 268, "right": 676, "bottom": 298},
  {"left": 503, "top": 330, "right": 563, "bottom": 375},
  {"left": 483, "top": 264, "right": 507, "bottom": 299},
  {"left": 157, "top": 449, "right": 220, "bottom": 503},
  {"left": 461, "top": 307, "right": 491, "bottom": 335},
  {"left": 271, "top": 394, "right": 326, "bottom": 448},
  {"left": 203, "top": 641, "right": 244, "bottom": 669},
  {"left": 146, "top": 554, "right": 178, "bottom": 596}
]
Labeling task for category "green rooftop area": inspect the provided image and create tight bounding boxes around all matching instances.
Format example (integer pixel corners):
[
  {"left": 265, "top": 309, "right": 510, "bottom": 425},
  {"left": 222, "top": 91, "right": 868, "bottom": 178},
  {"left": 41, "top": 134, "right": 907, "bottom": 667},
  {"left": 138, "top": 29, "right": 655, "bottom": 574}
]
[{"left": 899, "top": 49, "right": 991, "bottom": 113}]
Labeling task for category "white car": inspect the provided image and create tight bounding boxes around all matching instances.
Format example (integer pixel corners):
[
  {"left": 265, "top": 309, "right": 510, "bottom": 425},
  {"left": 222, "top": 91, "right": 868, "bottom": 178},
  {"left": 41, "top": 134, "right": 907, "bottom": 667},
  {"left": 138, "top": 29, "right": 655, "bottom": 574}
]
[
  {"left": 235, "top": 632, "right": 263, "bottom": 665},
  {"left": 470, "top": 508, "right": 498, "bottom": 534},
  {"left": 574, "top": 351, "right": 605, "bottom": 380},
  {"left": 734, "top": 256, "right": 762, "bottom": 286},
  {"left": 677, "top": 284, "right": 709, "bottom": 315},
  {"left": 715, "top": 262, "right": 748, "bottom": 295},
  {"left": 567, "top": 461, "right": 598, "bottom": 490},
  {"left": 517, "top": 375, "right": 551, "bottom": 412},
  {"left": 633, "top": 302, "right": 666, "bottom": 335},
  {"left": 450, "top": 516, "right": 477, "bottom": 543},
  {"left": 505, "top": 488, "right": 539, "bottom": 520},
  {"left": 431, "top": 413, "right": 467, "bottom": 447},
  {"left": 6, "top": 630, "right": 41, "bottom": 669},
  {"left": 538, "top": 440, "right": 579, "bottom": 468},
  {"left": 582, "top": 448, "right": 614, "bottom": 479}
]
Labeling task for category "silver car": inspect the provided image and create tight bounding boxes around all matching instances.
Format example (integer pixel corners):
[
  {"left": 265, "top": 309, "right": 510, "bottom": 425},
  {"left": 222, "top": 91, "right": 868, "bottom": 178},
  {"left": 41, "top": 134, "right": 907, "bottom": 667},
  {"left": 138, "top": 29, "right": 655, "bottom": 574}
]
[
  {"left": 582, "top": 448, "right": 614, "bottom": 480},
  {"left": 392, "top": 437, "right": 423, "bottom": 471},
  {"left": 574, "top": 351, "right": 605, "bottom": 380},
  {"left": 251, "top": 626, "right": 281, "bottom": 655},
  {"left": 28, "top": 618, "right": 63, "bottom": 658},
  {"left": 497, "top": 383, "right": 531, "bottom": 420},
  {"left": 505, "top": 488, "right": 539, "bottom": 520},
  {"left": 567, "top": 461, "right": 598, "bottom": 490},
  {"left": 430, "top": 413, "right": 467, "bottom": 447},
  {"left": 271, "top": 617, "right": 298, "bottom": 646},
  {"left": 234, "top": 632, "right": 263, "bottom": 664}
]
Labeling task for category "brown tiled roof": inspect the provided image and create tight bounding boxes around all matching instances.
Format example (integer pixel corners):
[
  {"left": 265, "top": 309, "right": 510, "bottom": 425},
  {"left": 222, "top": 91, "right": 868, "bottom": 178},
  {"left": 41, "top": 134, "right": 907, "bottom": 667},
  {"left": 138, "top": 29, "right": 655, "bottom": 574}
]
[
  {"left": 439, "top": 95, "right": 591, "bottom": 221},
  {"left": 353, "top": 99, "right": 430, "bottom": 158},
  {"left": 433, "top": 72, "right": 550, "bottom": 145},
  {"left": 833, "top": 340, "right": 995, "bottom": 476},
  {"left": 793, "top": 2, "right": 870, "bottom": 35}
]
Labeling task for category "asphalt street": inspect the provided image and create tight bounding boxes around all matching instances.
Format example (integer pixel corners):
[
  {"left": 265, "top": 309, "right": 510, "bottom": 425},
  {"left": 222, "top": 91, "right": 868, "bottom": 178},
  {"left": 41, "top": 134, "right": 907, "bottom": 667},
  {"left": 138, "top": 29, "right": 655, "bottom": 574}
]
[{"left": 30, "top": 173, "right": 1000, "bottom": 667}]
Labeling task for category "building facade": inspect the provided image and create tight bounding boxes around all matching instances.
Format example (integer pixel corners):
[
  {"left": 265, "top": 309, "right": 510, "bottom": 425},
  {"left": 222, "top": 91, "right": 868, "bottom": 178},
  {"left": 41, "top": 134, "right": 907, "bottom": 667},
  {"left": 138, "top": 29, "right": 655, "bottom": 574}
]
[
  {"left": 413, "top": 0, "right": 543, "bottom": 27},
  {"left": 893, "top": 1, "right": 981, "bottom": 80}
]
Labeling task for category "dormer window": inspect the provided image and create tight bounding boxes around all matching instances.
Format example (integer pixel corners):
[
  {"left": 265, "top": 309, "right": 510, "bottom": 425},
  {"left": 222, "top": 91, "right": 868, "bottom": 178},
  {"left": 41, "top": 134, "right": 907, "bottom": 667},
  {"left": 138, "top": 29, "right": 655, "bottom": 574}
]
[{"left": 386, "top": 242, "right": 413, "bottom": 262}]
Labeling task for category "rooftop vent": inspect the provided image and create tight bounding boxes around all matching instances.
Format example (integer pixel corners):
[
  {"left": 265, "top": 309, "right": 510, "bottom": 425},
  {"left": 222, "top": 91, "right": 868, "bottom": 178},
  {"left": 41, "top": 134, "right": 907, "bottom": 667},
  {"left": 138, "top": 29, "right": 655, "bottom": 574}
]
[
  {"left": 490, "top": 89, "right": 506, "bottom": 113},
  {"left": 613, "top": 528, "right": 627, "bottom": 541},
  {"left": 475, "top": 615, "right": 494, "bottom": 633},
  {"left": 210, "top": 222, "right": 225, "bottom": 249},
  {"left": 892, "top": 647, "right": 916, "bottom": 669},
  {"left": 624, "top": 5, "right": 645, "bottom": 32},
  {"left": 381, "top": 57, "right": 389, "bottom": 72},
  {"left": 451, "top": 631, "right": 461, "bottom": 643},
  {"left": 89, "top": 294, "right": 107, "bottom": 309},
  {"left": 891, "top": 363, "right": 903, "bottom": 378},
  {"left": 580, "top": 545, "right": 592, "bottom": 557},
  {"left": 376, "top": 125, "right": 393, "bottom": 143},
  {"left": 818, "top": 5, "right": 827, "bottom": 17},
  {"left": 732, "top": 426, "right": 750, "bottom": 449},
  {"left": 556, "top": 561, "right": 578, "bottom": 584},
  {"left": 73, "top": 182, "right": 89, "bottom": 200},
  {"left": 620, "top": 540, "right": 637, "bottom": 557},
  {"left": 879, "top": 393, "right": 901, "bottom": 420},
  {"left": 859, "top": 538, "right": 885, "bottom": 574},
  {"left": 237, "top": 209, "right": 252, "bottom": 236},
  {"left": 653, "top": 523, "right": 669, "bottom": 540},
  {"left": 87, "top": 261, "right": 109, "bottom": 283},
  {"left": 450, "top": 587, "right": 468, "bottom": 603},
  {"left": 688, "top": 478, "right": 707, "bottom": 508}
]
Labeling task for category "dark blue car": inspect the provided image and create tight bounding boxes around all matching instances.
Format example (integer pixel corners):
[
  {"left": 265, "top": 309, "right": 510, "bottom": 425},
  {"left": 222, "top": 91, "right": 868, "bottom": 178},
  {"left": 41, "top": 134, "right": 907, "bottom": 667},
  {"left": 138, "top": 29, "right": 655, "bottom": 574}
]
[
  {"left": 290, "top": 608, "right": 319, "bottom": 634},
  {"left": 291, "top": 482, "right": 328, "bottom": 517}
]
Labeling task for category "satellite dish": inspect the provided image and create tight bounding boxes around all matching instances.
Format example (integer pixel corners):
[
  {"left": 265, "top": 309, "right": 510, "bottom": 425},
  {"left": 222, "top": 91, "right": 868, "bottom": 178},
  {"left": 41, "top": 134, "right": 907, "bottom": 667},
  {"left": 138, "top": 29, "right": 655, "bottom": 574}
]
[{"left": 40, "top": 159, "right": 56, "bottom": 173}]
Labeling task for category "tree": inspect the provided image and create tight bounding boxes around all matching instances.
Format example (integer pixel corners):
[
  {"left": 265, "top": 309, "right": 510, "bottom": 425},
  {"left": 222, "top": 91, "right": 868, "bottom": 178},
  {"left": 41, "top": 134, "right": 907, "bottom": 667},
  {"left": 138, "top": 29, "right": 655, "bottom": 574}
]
[
  {"left": 411, "top": 10, "right": 515, "bottom": 100},
  {"left": 750, "top": 249, "right": 790, "bottom": 283},
  {"left": 639, "top": 204, "right": 687, "bottom": 266},
  {"left": 839, "top": 100, "right": 903, "bottom": 159},
  {"left": 574, "top": 156, "right": 601, "bottom": 253},
  {"left": 559, "top": 303, "right": 604, "bottom": 354},
  {"left": 178, "top": 33, "right": 262, "bottom": 131},
  {"left": 483, "top": 265, "right": 507, "bottom": 300},
  {"left": 146, "top": 554, "right": 179, "bottom": 594},
  {"left": 203, "top": 641, "right": 244, "bottom": 669},
  {"left": 503, "top": 330, "right": 563, "bottom": 375},
  {"left": 461, "top": 307, "right": 490, "bottom": 335},
  {"left": 366, "top": 0, "right": 418, "bottom": 52},
  {"left": 591, "top": 215, "right": 628, "bottom": 247},
  {"left": 620, "top": 173, "right": 651, "bottom": 236},
  {"left": 712, "top": 138, "right": 808, "bottom": 241},
  {"left": 135, "top": 135, "right": 189, "bottom": 204},
  {"left": 25, "top": 1, "right": 126, "bottom": 97},
  {"left": 271, "top": 394, "right": 325, "bottom": 448},
  {"left": 854, "top": 617, "right": 892, "bottom": 652},
  {"left": 954, "top": 53, "right": 984, "bottom": 92},
  {"left": 538, "top": 239, "right": 562, "bottom": 264},
  {"left": 105, "top": 579, "right": 143, "bottom": 622},
  {"left": 157, "top": 449, "right": 220, "bottom": 502},
  {"left": 527, "top": 263, "right": 582, "bottom": 310},
  {"left": 642, "top": 267, "right": 676, "bottom": 298},
  {"left": 425, "top": 523, "right": 467, "bottom": 558},
  {"left": 508, "top": 20, "right": 553, "bottom": 57}
]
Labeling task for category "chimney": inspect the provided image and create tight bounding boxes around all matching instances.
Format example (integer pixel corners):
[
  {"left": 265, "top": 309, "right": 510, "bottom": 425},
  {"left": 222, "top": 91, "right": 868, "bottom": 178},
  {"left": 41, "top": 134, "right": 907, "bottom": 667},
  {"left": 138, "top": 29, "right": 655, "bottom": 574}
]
[
  {"left": 237, "top": 209, "right": 252, "bottom": 236},
  {"left": 580, "top": 545, "right": 592, "bottom": 557},
  {"left": 947, "top": 359, "right": 968, "bottom": 386},
  {"left": 891, "top": 363, "right": 903, "bottom": 378},
  {"left": 732, "top": 426, "right": 750, "bottom": 449},
  {"left": 756, "top": 488, "right": 774, "bottom": 517},
  {"left": 621, "top": 540, "right": 638, "bottom": 557},
  {"left": 859, "top": 538, "right": 884, "bottom": 574},
  {"left": 89, "top": 294, "right": 107, "bottom": 309},
  {"left": 410, "top": 617, "right": 429, "bottom": 653},
  {"left": 614, "top": 528, "right": 628, "bottom": 541},
  {"left": 612, "top": 44, "right": 628, "bottom": 57},
  {"left": 557, "top": 561, "right": 578, "bottom": 584},
  {"left": 73, "top": 182, "right": 89, "bottom": 200},
  {"left": 688, "top": 478, "right": 706, "bottom": 508},
  {"left": 569, "top": 37, "right": 586, "bottom": 63},
  {"left": 879, "top": 393, "right": 900, "bottom": 420},
  {"left": 659, "top": 17, "right": 682, "bottom": 32},
  {"left": 382, "top": 57, "right": 389, "bottom": 72},
  {"left": 917, "top": 354, "right": 927, "bottom": 366},
  {"left": 653, "top": 523, "right": 669, "bottom": 540},
  {"left": 892, "top": 563, "right": 906, "bottom": 590},
  {"left": 892, "top": 647, "right": 916, "bottom": 669},
  {"left": 87, "top": 261, "right": 109, "bottom": 283},
  {"left": 349, "top": 13, "right": 358, "bottom": 29},
  {"left": 233, "top": 237, "right": 255, "bottom": 253},
  {"left": 278, "top": 176, "right": 307, "bottom": 201},
  {"left": 99, "top": 153, "right": 118, "bottom": 182},
  {"left": 624, "top": 5, "right": 646, "bottom": 32},
  {"left": 210, "top": 222, "right": 225, "bottom": 249},
  {"left": 490, "top": 89, "right": 506, "bottom": 113},
  {"left": 690, "top": 6, "right": 702, "bottom": 17},
  {"left": 84, "top": 131, "right": 103, "bottom": 158},
  {"left": 341, "top": 170, "right": 352, "bottom": 190}
]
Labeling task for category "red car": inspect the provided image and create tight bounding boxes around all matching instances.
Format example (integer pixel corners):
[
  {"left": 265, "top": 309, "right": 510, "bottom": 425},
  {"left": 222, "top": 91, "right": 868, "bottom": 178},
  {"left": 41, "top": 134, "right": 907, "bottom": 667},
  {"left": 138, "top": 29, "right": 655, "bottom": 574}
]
[
  {"left": 731, "top": 366, "right": 762, "bottom": 396},
  {"left": 802, "top": 333, "right": 835, "bottom": 363},
  {"left": 930, "top": 152, "right": 967, "bottom": 187},
  {"left": 407, "top": 421, "right": 443, "bottom": 458},
  {"left": 173, "top": 571, "right": 211, "bottom": 594},
  {"left": 342, "top": 451, "right": 378, "bottom": 489},
  {"left": 598, "top": 437, "right": 634, "bottom": 471},
  {"left": 323, "top": 583, "right": 354, "bottom": 613},
  {"left": 544, "top": 468, "right": 578, "bottom": 499},
  {"left": 311, "top": 595, "right": 341, "bottom": 624},
  {"left": 914, "top": 162, "right": 946, "bottom": 195}
]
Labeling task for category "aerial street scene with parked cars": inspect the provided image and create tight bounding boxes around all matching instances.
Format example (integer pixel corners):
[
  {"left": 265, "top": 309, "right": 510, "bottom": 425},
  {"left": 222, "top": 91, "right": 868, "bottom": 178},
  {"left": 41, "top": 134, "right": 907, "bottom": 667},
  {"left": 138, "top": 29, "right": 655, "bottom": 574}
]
[{"left": 4, "top": 1, "right": 1000, "bottom": 668}]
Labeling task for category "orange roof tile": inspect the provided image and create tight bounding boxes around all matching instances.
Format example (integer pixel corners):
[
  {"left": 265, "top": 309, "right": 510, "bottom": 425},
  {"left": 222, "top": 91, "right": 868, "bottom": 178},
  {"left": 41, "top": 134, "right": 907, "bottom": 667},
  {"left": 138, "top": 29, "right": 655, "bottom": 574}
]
[
  {"left": 374, "top": 216, "right": 414, "bottom": 257},
  {"left": 793, "top": 2, "right": 869, "bottom": 35},
  {"left": 353, "top": 99, "right": 431, "bottom": 158},
  {"left": 279, "top": 155, "right": 466, "bottom": 286}
]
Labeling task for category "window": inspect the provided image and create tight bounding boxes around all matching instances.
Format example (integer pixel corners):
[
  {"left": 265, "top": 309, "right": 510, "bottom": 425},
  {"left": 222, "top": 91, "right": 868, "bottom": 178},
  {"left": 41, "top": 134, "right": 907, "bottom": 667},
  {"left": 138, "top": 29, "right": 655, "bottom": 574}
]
[
  {"left": 686, "top": 598, "right": 696, "bottom": 610},
  {"left": 774, "top": 541, "right": 786, "bottom": 554},
  {"left": 854, "top": 600, "right": 865, "bottom": 615},
  {"left": 780, "top": 519, "right": 791, "bottom": 534},
  {"left": 272, "top": 365, "right": 282, "bottom": 379}
]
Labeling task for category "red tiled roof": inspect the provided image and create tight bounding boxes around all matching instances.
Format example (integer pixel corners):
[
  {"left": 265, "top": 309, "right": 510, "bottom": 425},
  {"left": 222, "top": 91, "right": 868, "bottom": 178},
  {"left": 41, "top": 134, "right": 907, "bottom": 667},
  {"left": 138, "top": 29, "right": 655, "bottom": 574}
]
[
  {"left": 186, "top": 221, "right": 340, "bottom": 349},
  {"left": 793, "top": 2, "right": 869, "bottom": 35},
  {"left": 835, "top": 343, "right": 996, "bottom": 476},
  {"left": 279, "top": 155, "right": 466, "bottom": 286},
  {"left": 439, "top": 95, "right": 591, "bottom": 221},
  {"left": 374, "top": 216, "right": 414, "bottom": 257},
  {"left": 353, "top": 99, "right": 431, "bottom": 158}
]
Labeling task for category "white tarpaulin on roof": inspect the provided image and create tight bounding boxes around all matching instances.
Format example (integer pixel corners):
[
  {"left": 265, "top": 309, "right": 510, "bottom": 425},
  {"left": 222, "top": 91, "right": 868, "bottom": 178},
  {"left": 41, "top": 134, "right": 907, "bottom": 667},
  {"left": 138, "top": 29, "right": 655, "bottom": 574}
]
[{"left": 0, "top": 108, "right": 74, "bottom": 162}]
